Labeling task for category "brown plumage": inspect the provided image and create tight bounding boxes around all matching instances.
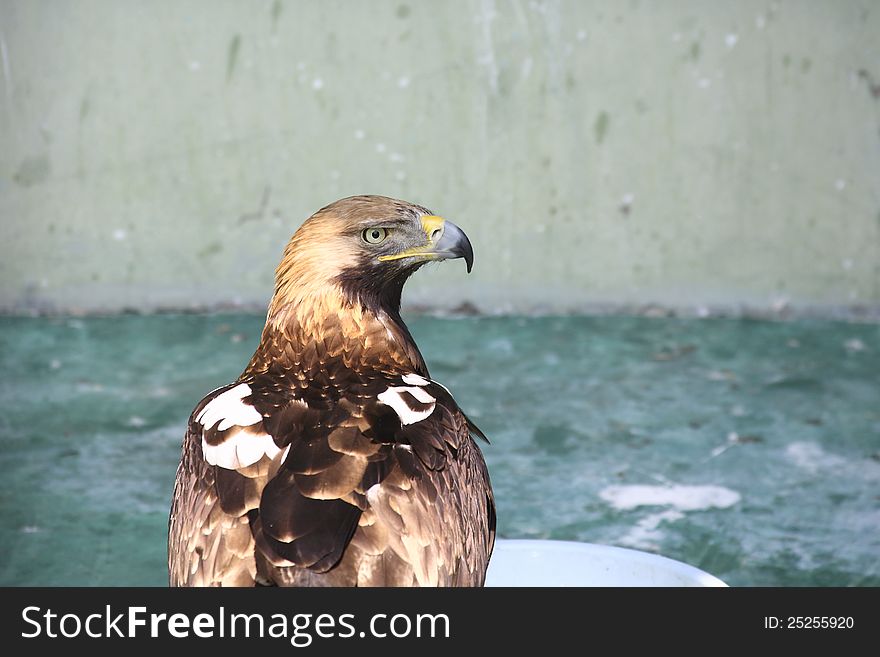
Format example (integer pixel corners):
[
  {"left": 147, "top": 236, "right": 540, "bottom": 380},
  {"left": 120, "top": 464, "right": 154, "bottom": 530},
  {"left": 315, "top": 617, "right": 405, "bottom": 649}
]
[{"left": 168, "top": 195, "right": 495, "bottom": 586}]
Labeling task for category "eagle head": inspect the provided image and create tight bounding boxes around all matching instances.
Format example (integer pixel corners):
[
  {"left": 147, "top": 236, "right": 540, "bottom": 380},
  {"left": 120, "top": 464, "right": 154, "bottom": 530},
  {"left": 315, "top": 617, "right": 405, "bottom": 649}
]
[{"left": 270, "top": 195, "right": 474, "bottom": 320}]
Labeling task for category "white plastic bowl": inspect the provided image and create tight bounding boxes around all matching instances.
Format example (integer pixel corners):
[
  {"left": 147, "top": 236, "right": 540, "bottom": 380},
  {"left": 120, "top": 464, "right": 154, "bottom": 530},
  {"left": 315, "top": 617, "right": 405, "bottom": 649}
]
[{"left": 485, "top": 539, "right": 727, "bottom": 587}]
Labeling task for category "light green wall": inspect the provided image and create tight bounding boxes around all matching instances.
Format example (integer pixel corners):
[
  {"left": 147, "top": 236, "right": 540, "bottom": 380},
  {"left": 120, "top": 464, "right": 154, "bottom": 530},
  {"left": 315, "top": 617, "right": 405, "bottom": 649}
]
[{"left": 1, "top": 0, "right": 878, "bottom": 315}]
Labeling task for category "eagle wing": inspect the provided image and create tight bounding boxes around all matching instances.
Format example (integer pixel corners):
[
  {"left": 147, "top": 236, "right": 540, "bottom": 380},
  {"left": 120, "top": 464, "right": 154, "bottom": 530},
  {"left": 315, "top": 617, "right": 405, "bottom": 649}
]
[{"left": 168, "top": 372, "right": 495, "bottom": 587}]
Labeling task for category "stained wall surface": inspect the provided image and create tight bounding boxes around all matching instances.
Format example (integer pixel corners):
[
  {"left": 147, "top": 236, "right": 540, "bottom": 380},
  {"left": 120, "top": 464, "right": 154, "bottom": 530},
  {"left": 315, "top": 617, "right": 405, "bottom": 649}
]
[{"left": 1, "top": 1, "right": 878, "bottom": 314}]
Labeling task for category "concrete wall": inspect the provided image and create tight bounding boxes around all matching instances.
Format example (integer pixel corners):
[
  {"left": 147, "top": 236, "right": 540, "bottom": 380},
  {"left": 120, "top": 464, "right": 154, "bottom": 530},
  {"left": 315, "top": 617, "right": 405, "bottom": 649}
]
[{"left": 1, "top": 0, "right": 878, "bottom": 315}]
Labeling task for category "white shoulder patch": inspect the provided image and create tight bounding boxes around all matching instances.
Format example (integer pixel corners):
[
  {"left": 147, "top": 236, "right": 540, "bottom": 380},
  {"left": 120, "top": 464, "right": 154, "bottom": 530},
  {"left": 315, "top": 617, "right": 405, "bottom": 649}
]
[
  {"left": 196, "top": 383, "right": 261, "bottom": 431},
  {"left": 201, "top": 433, "right": 286, "bottom": 470},
  {"left": 377, "top": 386, "right": 436, "bottom": 425},
  {"left": 402, "top": 373, "right": 430, "bottom": 386},
  {"left": 196, "top": 382, "right": 285, "bottom": 470}
]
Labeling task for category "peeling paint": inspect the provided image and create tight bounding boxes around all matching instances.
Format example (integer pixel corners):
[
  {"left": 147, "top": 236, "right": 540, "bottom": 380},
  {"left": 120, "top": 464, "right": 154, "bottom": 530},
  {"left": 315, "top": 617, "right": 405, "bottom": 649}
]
[
  {"left": 594, "top": 111, "right": 609, "bottom": 144},
  {"left": 13, "top": 155, "right": 50, "bottom": 187},
  {"left": 1, "top": 30, "right": 12, "bottom": 102},
  {"left": 271, "top": 0, "right": 283, "bottom": 29},
  {"left": 198, "top": 241, "right": 223, "bottom": 258},
  {"left": 476, "top": 0, "right": 499, "bottom": 94},
  {"left": 239, "top": 186, "right": 271, "bottom": 224},
  {"left": 79, "top": 96, "right": 90, "bottom": 122},
  {"left": 857, "top": 69, "right": 880, "bottom": 99},
  {"left": 226, "top": 34, "right": 241, "bottom": 82}
]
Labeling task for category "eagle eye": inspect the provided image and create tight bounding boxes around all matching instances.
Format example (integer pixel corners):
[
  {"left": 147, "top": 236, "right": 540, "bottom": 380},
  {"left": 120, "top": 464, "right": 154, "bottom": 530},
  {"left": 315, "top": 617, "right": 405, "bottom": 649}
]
[{"left": 362, "top": 227, "right": 389, "bottom": 245}]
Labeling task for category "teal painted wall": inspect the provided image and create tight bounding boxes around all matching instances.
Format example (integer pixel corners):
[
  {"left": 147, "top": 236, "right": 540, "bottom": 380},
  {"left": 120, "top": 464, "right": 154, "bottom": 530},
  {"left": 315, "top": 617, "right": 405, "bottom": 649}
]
[{"left": 1, "top": 0, "right": 878, "bottom": 315}]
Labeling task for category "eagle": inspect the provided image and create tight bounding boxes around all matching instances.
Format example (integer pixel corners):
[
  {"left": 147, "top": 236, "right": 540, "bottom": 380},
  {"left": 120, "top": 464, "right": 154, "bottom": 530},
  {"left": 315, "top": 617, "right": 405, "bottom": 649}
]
[{"left": 168, "top": 195, "right": 495, "bottom": 586}]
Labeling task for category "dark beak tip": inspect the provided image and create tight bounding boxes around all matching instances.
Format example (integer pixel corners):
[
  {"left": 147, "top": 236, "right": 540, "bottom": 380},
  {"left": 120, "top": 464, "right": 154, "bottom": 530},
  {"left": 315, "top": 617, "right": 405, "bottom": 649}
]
[
  {"left": 461, "top": 240, "right": 474, "bottom": 273},
  {"left": 435, "top": 219, "right": 474, "bottom": 273}
]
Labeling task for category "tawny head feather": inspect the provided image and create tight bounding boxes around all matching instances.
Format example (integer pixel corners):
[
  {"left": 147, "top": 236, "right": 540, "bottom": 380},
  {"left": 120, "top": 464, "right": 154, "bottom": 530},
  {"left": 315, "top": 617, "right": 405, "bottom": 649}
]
[
  {"left": 253, "top": 195, "right": 473, "bottom": 375},
  {"left": 268, "top": 195, "right": 471, "bottom": 320}
]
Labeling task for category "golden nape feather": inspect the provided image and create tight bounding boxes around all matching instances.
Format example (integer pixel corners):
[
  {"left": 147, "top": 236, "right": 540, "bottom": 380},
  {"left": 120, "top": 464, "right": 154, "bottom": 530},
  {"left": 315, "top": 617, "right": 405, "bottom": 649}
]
[{"left": 168, "top": 195, "right": 495, "bottom": 587}]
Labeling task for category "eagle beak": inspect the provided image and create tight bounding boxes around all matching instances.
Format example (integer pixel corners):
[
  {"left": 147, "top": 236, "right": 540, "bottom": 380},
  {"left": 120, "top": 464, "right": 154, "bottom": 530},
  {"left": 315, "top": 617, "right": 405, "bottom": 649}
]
[
  {"left": 427, "top": 217, "right": 474, "bottom": 273},
  {"left": 379, "top": 216, "right": 475, "bottom": 273}
]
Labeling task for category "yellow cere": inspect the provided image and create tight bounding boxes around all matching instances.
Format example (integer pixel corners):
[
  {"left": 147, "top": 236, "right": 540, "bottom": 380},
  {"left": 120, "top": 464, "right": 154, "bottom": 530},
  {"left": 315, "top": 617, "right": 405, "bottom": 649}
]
[{"left": 419, "top": 215, "right": 446, "bottom": 239}]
